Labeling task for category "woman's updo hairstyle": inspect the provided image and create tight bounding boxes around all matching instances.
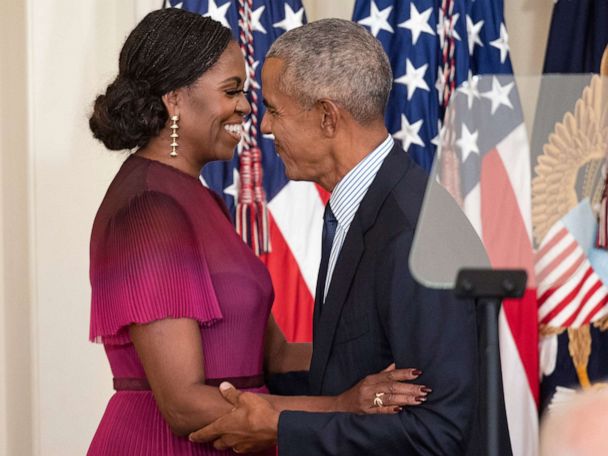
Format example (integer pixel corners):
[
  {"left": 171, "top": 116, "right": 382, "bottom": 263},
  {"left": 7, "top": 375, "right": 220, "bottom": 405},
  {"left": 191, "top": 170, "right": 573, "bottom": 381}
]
[{"left": 90, "top": 8, "right": 232, "bottom": 150}]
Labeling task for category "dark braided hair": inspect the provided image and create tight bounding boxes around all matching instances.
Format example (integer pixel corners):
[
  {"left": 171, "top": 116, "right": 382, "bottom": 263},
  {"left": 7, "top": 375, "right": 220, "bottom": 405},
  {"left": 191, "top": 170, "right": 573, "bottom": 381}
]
[{"left": 89, "top": 8, "right": 232, "bottom": 151}]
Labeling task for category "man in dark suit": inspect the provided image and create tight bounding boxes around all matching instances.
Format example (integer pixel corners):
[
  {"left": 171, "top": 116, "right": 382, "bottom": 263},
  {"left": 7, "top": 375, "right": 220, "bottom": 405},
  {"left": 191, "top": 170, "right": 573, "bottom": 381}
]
[{"left": 190, "top": 18, "right": 511, "bottom": 455}]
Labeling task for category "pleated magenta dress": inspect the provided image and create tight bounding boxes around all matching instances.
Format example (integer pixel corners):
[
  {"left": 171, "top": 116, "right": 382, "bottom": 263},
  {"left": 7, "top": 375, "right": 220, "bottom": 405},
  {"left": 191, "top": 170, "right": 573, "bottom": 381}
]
[{"left": 88, "top": 155, "right": 276, "bottom": 455}]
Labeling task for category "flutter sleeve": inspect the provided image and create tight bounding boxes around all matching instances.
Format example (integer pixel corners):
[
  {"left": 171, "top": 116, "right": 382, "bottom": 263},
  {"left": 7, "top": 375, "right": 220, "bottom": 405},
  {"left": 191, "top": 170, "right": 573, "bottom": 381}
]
[{"left": 89, "top": 190, "right": 222, "bottom": 345}]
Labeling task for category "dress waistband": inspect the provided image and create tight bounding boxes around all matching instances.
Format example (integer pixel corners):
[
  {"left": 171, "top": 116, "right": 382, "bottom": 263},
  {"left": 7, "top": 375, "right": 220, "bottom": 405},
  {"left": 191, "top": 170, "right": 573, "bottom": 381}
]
[{"left": 113, "top": 374, "right": 265, "bottom": 391}]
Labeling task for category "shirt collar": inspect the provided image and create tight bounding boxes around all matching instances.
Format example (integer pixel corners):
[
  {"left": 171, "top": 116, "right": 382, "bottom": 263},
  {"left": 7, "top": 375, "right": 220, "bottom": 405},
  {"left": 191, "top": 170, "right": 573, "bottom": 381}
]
[{"left": 329, "top": 134, "right": 394, "bottom": 227}]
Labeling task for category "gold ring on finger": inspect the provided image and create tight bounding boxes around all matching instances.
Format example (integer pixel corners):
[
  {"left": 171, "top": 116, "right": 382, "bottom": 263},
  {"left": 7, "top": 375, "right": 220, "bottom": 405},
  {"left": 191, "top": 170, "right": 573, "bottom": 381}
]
[{"left": 373, "top": 392, "right": 385, "bottom": 407}]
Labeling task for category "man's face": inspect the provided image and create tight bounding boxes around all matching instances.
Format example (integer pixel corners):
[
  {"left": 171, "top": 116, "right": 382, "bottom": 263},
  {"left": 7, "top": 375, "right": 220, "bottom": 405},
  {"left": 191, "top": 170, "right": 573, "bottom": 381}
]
[{"left": 260, "top": 58, "right": 326, "bottom": 182}]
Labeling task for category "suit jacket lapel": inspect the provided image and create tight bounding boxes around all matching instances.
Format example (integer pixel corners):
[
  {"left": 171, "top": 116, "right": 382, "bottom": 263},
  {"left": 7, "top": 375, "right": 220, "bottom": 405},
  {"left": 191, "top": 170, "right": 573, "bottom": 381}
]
[
  {"left": 309, "top": 218, "right": 365, "bottom": 393},
  {"left": 309, "top": 144, "right": 412, "bottom": 394}
]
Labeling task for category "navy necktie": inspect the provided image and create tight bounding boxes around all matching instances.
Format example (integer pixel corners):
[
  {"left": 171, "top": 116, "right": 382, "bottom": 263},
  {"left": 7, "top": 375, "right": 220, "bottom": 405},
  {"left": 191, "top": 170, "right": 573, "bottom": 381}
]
[{"left": 315, "top": 203, "right": 337, "bottom": 307}]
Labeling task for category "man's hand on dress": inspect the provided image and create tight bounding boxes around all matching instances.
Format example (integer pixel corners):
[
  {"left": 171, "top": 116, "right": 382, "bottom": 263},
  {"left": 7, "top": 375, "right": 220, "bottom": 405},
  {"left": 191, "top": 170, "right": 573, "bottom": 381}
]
[{"left": 189, "top": 382, "right": 279, "bottom": 453}]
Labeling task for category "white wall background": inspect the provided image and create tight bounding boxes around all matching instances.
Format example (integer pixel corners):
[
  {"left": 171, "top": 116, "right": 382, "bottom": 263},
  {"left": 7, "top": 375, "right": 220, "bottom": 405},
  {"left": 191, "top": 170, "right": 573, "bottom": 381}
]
[{"left": 0, "top": 0, "right": 553, "bottom": 454}]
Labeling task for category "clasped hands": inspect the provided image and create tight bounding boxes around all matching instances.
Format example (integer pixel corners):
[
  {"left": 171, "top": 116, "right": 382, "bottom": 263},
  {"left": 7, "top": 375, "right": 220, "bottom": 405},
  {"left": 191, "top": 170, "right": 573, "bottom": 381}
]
[
  {"left": 189, "top": 364, "right": 430, "bottom": 453},
  {"left": 189, "top": 381, "right": 279, "bottom": 454}
]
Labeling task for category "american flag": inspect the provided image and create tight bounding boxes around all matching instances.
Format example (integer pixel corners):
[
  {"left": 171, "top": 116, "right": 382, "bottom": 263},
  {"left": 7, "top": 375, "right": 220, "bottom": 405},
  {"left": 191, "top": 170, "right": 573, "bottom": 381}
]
[
  {"left": 352, "top": 1, "right": 538, "bottom": 455},
  {"left": 165, "top": 0, "right": 323, "bottom": 343},
  {"left": 534, "top": 189, "right": 608, "bottom": 414},
  {"left": 536, "top": 202, "right": 608, "bottom": 329}
]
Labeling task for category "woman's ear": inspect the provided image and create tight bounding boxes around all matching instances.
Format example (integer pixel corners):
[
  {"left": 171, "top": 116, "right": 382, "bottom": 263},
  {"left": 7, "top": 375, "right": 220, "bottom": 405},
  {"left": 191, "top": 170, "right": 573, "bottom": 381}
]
[
  {"left": 161, "top": 90, "right": 180, "bottom": 117},
  {"left": 318, "top": 99, "right": 339, "bottom": 137}
]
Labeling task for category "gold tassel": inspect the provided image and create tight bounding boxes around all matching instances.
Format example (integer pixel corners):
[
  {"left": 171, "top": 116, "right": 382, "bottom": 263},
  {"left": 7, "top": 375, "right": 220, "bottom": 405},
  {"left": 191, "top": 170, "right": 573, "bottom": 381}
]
[
  {"left": 568, "top": 326, "right": 592, "bottom": 389},
  {"left": 539, "top": 324, "right": 566, "bottom": 337}
]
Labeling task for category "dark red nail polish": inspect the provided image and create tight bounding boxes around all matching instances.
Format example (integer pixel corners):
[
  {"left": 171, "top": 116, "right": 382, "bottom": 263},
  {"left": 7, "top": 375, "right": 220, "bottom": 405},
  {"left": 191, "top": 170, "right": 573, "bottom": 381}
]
[
  {"left": 421, "top": 387, "right": 432, "bottom": 393},
  {"left": 416, "top": 396, "right": 427, "bottom": 403},
  {"left": 412, "top": 369, "right": 422, "bottom": 376},
  {"left": 393, "top": 406, "right": 403, "bottom": 412}
]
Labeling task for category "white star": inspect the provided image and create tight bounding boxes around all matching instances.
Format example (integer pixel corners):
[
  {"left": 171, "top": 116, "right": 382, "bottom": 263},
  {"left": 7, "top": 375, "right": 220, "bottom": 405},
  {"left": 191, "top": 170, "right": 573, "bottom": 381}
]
[
  {"left": 357, "top": 1, "right": 394, "bottom": 37},
  {"left": 458, "top": 71, "right": 481, "bottom": 109},
  {"left": 431, "top": 120, "right": 443, "bottom": 148},
  {"left": 204, "top": 0, "right": 231, "bottom": 29},
  {"left": 398, "top": 4, "right": 434, "bottom": 45},
  {"left": 244, "top": 59, "right": 260, "bottom": 91},
  {"left": 481, "top": 77, "right": 514, "bottom": 114},
  {"left": 466, "top": 16, "right": 484, "bottom": 55},
  {"left": 223, "top": 168, "right": 240, "bottom": 200},
  {"left": 171, "top": 1, "right": 183, "bottom": 8},
  {"left": 435, "top": 65, "right": 447, "bottom": 98},
  {"left": 394, "top": 59, "right": 429, "bottom": 100},
  {"left": 273, "top": 4, "right": 304, "bottom": 32},
  {"left": 490, "top": 23, "right": 510, "bottom": 64},
  {"left": 431, "top": 133, "right": 440, "bottom": 148},
  {"left": 251, "top": 5, "right": 267, "bottom": 34},
  {"left": 456, "top": 124, "right": 479, "bottom": 162},
  {"left": 393, "top": 115, "right": 424, "bottom": 151},
  {"left": 437, "top": 11, "right": 461, "bottom": 48}
]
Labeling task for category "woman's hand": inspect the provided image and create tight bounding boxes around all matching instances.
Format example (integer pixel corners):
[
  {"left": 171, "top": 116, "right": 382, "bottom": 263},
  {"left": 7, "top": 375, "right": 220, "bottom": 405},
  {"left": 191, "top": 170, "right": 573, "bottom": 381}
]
[{"left": 334, "top": 363, "right": 430, "bottom": 414}]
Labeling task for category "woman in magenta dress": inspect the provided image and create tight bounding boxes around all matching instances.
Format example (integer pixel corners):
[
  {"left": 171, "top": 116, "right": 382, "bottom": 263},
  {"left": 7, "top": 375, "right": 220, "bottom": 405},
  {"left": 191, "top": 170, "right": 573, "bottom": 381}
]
[{"left": 87, "top": 8, "right": 425, "bottom": 455}]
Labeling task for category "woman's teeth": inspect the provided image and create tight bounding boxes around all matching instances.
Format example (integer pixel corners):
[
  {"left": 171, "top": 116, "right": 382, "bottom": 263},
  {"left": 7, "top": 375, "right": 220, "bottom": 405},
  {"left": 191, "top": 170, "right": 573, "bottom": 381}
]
[{"left": 224, "top": 124, "right": 242, "bottom": 139}]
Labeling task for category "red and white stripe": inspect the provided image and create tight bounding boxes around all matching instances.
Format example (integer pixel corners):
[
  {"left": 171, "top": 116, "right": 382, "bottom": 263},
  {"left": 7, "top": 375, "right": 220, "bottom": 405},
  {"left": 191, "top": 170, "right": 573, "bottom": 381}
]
[
  {"left": 263, "top": 181, "right": 327, "bottom": 342},
  {"left": 463, "top": 123, "right": 539, "bottom": 455},
  {"left": 536, "top": 222, "right": 608, "bottom": 328}
]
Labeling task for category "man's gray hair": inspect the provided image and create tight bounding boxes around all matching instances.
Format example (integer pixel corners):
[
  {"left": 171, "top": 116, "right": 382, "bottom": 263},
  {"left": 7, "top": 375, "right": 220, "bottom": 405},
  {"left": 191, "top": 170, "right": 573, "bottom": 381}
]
[{"left": 266, "top": 18, "right": 392, "bottom": 124}]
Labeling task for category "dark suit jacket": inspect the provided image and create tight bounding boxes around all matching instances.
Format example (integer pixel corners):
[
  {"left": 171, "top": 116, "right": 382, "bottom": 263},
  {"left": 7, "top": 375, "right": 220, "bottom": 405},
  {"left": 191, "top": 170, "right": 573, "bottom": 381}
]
[{"left": 276, "top": 144, "right": 512, "bottom": 455}]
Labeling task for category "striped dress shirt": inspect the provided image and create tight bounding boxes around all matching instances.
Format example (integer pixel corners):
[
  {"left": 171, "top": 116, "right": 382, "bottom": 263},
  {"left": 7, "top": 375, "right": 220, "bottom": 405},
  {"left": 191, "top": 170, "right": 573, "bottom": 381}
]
[{"left": 323, "top": 134, "right": 395, "bottom": 301}]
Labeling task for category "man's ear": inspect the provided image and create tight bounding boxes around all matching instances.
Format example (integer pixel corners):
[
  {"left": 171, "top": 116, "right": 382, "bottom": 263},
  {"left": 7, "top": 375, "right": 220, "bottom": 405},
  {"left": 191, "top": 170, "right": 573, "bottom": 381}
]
[
  {"left": 318, "top": 99, "right": 339, "bottom": 137},
  {"left": 161, "top": 90, "right": 180, "bottom": 118}
]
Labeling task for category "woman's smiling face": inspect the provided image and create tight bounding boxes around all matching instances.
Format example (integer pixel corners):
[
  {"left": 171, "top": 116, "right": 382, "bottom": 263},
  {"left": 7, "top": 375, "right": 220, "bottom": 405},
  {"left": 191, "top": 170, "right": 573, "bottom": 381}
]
[{"left": 176, "top": 41, "right": 251, "bottom": 163}]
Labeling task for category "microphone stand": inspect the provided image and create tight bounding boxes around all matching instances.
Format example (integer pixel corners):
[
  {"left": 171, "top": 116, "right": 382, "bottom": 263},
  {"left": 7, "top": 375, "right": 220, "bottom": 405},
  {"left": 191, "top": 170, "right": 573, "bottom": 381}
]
[{"left": 454, "top": 268, "right": 527, "bottom": 456}]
